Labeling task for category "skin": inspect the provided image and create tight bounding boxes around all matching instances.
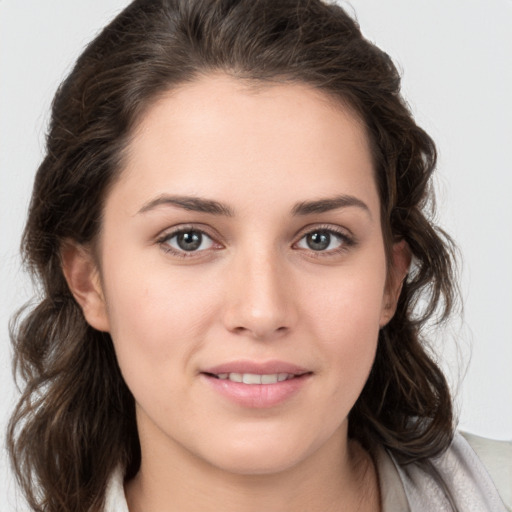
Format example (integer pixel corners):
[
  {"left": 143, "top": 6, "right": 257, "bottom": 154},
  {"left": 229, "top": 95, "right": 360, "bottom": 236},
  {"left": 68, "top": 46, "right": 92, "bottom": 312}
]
[{"left": 63, "top": 75, "right": 409, "bottom": 511}]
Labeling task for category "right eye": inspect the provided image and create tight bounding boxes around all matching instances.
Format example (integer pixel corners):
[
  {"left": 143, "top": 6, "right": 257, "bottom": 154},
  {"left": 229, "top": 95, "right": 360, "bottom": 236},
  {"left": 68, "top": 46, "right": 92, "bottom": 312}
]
[{"left": 159, "top": 228, "right": 217, "bottom": 255}]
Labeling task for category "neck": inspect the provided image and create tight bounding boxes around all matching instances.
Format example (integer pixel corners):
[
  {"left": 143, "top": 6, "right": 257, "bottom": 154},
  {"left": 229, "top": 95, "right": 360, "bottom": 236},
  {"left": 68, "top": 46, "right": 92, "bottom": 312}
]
[{"left": 125, "top": 425, "right": 380, "bottom": 512}]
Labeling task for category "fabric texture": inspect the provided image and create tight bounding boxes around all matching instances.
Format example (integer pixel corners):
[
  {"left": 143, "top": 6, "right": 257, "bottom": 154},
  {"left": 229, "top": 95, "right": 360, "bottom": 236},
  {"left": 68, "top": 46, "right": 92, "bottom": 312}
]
[
  {"left": 103, "top": 432, "right": 507, "bottom": 511},
  {"left": 376, "top": 432, "right": 508, "bottom": 511},
  {"left": 104, "top": 470, "right": 129, "bottom": 512}
]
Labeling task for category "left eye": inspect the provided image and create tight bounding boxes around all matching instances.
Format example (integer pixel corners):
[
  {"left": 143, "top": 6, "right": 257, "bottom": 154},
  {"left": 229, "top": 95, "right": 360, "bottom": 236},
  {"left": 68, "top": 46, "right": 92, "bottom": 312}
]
[
  {"left": 163, "top": 230, "right": 215, "bottom": 252},
  {"left": 296, "top": 229, "right": 345, "bottom": 252}
]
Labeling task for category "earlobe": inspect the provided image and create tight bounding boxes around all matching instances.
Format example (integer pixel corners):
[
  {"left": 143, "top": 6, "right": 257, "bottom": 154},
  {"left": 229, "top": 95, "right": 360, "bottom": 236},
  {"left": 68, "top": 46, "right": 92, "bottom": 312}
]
[
  {"left": 379, "top": 240, "right": 412, "bottom": 327},
  {"left": 60, "top": 242, "right": 110, "bottom": 332}
]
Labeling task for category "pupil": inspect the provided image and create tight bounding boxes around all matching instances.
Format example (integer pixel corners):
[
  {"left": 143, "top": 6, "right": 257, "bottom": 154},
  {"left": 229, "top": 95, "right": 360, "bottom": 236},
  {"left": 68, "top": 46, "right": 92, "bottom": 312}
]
[
  {"left": 177, "top": 231, "right": 202, "bottom": 251},
  {"left": 307, "top": 231, "right": 330, "bottom": 251}
]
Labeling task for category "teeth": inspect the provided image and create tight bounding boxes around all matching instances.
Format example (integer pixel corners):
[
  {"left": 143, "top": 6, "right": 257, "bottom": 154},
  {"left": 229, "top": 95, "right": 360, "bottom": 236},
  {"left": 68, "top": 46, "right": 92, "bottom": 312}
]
[
  {"left": 215, "top": 372, "right": 295, "bottom": 384},
  {"left": 243, "top": 373, "right": 262, "bottom": 384}
]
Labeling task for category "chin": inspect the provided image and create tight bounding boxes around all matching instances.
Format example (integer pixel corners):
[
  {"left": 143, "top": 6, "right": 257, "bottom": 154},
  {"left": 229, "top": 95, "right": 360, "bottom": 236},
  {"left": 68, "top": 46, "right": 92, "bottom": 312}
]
[
  {"left": 209, "top": 448, "right": 306, "bottom": 476},
  {"left": 193, "top": 428, "right": 324, "bottom": 476}
]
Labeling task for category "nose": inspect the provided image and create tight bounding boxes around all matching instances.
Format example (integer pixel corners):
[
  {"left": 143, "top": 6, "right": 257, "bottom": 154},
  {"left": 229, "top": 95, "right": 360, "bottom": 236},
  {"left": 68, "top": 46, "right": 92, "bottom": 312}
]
[{"left": 222, "top": 248, "right": 297, "bottom": 341}]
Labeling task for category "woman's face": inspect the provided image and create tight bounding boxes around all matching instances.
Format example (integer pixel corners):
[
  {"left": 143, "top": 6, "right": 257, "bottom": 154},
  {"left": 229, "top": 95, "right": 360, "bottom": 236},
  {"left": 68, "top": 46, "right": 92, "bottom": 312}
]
[{"left": 73, "top": 75, "right": 405, "bottom": 475}]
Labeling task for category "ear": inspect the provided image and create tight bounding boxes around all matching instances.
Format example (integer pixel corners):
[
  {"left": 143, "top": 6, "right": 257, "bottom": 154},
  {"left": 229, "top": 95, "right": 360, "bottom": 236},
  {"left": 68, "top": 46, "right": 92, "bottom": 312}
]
[
  {"left": 379, "top": 239, "right": 412, "bottom": 328},
  {"left": 60, "top": 242, "right": 110, "bottom": 332}
]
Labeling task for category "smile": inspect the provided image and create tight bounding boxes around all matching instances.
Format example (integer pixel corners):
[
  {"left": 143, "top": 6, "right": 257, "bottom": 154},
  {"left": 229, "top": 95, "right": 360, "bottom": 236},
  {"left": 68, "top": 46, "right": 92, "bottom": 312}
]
[
  {"left": 211, "top": 372, "right": 297, "bottom": 384},
  {"left": 201, "top": 363, "right": 312, "bottom": 408}
]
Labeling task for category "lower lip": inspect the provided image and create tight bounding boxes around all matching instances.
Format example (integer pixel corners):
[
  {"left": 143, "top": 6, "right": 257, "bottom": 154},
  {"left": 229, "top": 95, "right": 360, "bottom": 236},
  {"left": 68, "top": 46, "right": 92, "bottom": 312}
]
[{"left": 201, "top": 373, "right": 311, "bottom": 408}]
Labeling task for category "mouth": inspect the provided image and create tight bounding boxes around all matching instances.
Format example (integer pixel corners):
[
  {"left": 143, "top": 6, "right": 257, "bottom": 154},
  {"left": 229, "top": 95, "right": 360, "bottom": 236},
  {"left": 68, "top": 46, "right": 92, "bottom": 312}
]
[
  {"left": 200, "top": 362, "right": 312, "bottom": 408},
  {"left": 203, "top": 372, "right": 308, "bottom": 384}
]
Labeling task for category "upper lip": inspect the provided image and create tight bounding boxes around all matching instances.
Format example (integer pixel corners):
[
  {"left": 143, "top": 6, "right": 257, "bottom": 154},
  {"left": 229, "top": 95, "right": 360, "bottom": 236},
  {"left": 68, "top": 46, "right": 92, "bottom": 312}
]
[{"left": 201, "top": 360, "right": 310, "bottom": 376}]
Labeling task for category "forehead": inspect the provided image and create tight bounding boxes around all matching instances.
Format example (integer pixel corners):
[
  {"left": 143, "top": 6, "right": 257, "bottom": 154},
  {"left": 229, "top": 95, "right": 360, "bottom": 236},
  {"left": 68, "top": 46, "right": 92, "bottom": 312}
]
[
  {"left": 114, "top": 74, "right": 378, "bottom": 214},
  {"left": 131, "top": 74, "right": 368, "bottom": 149}
]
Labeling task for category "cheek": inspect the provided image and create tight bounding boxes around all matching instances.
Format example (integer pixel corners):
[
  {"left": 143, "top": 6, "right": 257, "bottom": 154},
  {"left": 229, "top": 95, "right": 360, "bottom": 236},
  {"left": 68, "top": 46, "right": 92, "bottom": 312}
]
[
  {"left": 304, "top": 259, "right": 387, "bottom": 338},
  {"left": 100, "top": 263, "right": 225, "bottom": 423},
  {"left": 100, "top": 258, "right": 221, "bottom": 373},
  {"left": 301, "top": 259, "right": 386, "bottom": 388},
  {"left": 316, "top": 285, "right": 382, "bottom": 367}
]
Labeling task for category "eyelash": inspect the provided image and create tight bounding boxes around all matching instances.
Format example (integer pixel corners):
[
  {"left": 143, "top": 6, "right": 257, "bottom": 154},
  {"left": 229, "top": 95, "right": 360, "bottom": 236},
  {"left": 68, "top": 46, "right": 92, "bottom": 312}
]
[
  {"left": 156, "top": 224, "right": 356, "bottom": 259},
  {"left": 156, "top": 225, "right": 221, "bottom": 259},
  {"left": 293, "top": 225, "right": 356, "bottom": 257}
]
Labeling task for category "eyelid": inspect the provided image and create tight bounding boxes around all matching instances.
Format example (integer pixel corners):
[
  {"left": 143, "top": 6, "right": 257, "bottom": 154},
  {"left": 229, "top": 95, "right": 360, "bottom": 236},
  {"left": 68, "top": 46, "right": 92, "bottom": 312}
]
[
  {"left": 293, "top": 224, "right": 356, "bottom": 255},
  {"left": 294, "top": 223, "right": 354, "bottom": 240},
  {"left": 156, "top": 224, "right": 224, "bottom": 258},
  {"left": 155, "top": 222, "right": 356, "bottom": 259}
]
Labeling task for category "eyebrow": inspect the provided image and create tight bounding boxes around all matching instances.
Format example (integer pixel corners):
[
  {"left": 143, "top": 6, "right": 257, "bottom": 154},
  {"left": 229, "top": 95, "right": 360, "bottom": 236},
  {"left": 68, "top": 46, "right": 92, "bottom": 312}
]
[
  {"left": 291, "top": 194, "right": 372, "bottom": 218},
  {"left": 138, "top": 193, "right": 371, "bottom": 218},
  {"left": 138, "top": 195, "right": 234, "bottom": 216}
]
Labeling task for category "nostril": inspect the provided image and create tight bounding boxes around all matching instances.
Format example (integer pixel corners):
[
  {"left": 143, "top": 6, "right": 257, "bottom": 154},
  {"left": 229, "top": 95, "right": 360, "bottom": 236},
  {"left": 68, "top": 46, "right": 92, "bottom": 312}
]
[{"left": 229, "top": 324, "right": 289, "bottom": 340}]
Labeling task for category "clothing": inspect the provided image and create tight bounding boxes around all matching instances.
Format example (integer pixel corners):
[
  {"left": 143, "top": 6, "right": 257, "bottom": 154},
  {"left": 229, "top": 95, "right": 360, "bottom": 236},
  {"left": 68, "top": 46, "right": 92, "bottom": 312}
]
[
  {"left": 103, "top": 432, "right": 507, "bottom": 511},
  {"left": 375, "top": 433, "right": 508, "bottom": 511}
]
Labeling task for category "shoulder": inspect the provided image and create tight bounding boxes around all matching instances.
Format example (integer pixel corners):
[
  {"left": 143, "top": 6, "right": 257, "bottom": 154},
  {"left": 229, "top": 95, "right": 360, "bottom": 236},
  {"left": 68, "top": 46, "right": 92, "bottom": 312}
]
[
  {"left": 379, "top": 432, "right": 509, "bottom": 512},
  {"left": 460, "top": 430, "right": 512, "bottom": 511}
]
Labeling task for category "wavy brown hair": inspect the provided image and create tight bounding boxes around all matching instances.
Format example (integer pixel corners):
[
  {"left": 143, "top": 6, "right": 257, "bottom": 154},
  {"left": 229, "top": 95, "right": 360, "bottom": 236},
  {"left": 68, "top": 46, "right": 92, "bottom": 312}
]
[{"left": 8, "top": 0, "right": 458, "bottom": 510}]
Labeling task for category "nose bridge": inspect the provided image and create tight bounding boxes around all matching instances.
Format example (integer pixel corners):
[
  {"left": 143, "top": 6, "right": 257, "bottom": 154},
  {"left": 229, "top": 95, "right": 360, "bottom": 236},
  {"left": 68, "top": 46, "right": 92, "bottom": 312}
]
[{"left": 223, "top": 242, "right": 296, "bottom": 339}]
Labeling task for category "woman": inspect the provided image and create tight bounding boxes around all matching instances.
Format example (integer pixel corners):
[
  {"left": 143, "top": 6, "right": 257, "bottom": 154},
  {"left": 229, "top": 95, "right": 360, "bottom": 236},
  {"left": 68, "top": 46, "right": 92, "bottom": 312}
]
[{"left": 7, "top": 0, "right": 507, "bottom": 511}]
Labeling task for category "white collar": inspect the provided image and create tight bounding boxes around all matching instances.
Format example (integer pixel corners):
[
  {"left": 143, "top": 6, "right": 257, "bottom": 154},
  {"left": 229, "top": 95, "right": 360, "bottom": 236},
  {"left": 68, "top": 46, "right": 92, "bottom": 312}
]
[{"left": 103, "top": 466, "right": 129, "bottom": 512}]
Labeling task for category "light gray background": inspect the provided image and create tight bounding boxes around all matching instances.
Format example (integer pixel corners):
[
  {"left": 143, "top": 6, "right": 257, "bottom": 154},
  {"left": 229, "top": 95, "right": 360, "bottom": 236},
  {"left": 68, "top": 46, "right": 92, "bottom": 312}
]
[{"left": 1, "top": 0, "right": 511, "bottom": 508}]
